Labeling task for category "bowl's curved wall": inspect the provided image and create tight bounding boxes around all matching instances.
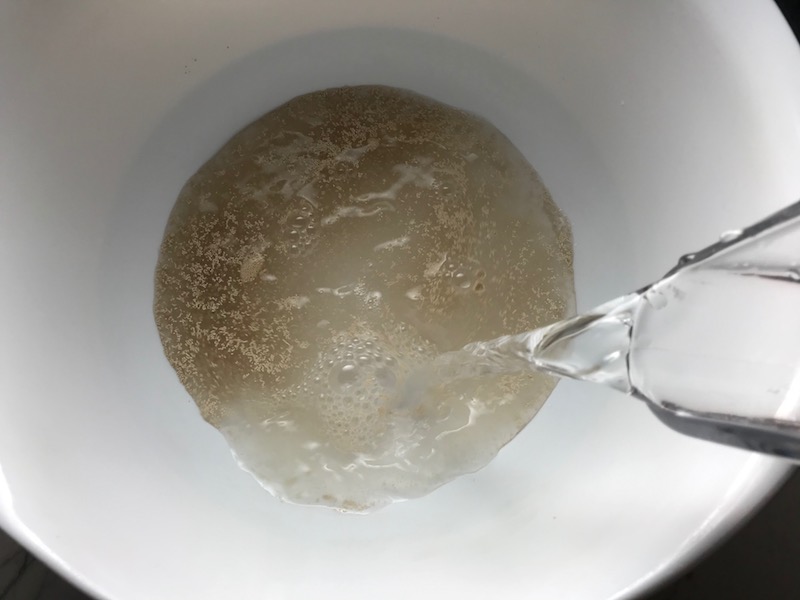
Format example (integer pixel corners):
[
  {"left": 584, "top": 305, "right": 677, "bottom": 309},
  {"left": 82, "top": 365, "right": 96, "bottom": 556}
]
[{"left": 1, "top": 2, "right": 799, "bottom": 599}]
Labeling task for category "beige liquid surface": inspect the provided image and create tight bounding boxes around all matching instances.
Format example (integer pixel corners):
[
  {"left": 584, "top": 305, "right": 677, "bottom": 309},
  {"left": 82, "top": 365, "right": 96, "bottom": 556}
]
[{"left": 154, "top": 85, "right": 575, "bottom": 511}]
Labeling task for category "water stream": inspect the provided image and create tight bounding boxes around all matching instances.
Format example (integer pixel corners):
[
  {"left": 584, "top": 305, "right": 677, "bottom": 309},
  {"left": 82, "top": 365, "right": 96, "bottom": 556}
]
[{"left": 423, "top": 200, "right": 800, "bottom": 459}]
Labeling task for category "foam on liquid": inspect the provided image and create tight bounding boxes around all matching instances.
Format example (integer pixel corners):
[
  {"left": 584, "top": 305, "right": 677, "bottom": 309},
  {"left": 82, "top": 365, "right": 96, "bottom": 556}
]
[{"left": 154, "top": 86, "right": 575, "bottom": 511}]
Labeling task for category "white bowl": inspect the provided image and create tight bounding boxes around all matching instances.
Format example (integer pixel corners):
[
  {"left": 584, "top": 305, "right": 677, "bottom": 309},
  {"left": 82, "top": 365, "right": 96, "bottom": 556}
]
[{"left": 2, "top": 1, "right": 800, "bottom": 599}]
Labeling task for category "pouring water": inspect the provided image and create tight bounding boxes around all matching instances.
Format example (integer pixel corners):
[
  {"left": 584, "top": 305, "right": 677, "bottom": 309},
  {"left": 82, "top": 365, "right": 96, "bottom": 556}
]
[{"left": 417, "top": 200, "right": 800, "bottom": 459}]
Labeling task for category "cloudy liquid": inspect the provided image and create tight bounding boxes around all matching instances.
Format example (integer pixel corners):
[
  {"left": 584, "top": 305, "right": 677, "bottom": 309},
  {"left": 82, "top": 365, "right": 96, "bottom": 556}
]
[{"left": 154, "top": 85, "right": 575, "bottom": 511}]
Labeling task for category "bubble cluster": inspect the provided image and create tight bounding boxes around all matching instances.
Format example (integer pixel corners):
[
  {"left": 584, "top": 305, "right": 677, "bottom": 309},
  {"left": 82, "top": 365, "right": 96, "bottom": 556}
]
[
  {"left": 282, "top": 201, "right": 318, "bottom": 257},
  {"left": 305, "top": 332, "right": 408, "bottom": 451},
  {"left": 446, "top": 258, "right": 487, "bottom": 294}
]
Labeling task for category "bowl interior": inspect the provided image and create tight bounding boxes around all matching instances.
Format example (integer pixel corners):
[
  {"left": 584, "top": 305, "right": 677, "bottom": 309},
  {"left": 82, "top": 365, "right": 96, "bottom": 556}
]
[{"left": 1, "top": 2, "right": 800, "bottom": 599}]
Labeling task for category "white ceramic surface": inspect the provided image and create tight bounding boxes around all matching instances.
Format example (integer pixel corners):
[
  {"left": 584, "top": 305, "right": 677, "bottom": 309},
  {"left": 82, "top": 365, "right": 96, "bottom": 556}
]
[{"left": 1, "top": 1, "right": 800, "bottom": 599}]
